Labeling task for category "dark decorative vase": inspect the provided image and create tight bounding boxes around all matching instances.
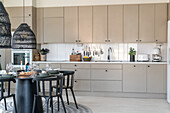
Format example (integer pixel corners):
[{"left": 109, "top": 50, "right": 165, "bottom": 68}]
[{"left": 130, "top": 55, "right": 135, "bottom": 62}]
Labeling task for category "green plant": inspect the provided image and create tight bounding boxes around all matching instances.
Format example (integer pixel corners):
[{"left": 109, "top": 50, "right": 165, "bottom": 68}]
[
  {"left": 40, "top": 48, "right": 49, "bottom": 55},
  {"left": 129, "top": 47, "right": 136, "bottom": 56}
]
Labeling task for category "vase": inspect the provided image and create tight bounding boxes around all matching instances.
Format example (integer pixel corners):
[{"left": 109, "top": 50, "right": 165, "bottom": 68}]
[
  {"left": 130, "top": 55, "right": 135, "bottom": 62},
  {"left": 40, "top": 54, "right": 46, "bottom": 61}
]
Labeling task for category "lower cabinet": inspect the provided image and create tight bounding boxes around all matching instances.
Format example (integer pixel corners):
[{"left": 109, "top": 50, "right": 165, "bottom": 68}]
[
  {"left": 147, "top": 65, "right": 166, "bottom": 93},
  {"left": 123, "top": 64, "right": 166, "bottom": 94},
  {"left": 123, "top": 64, "right": 147, "bottom": 92},
  {"left": 91, "top": 81, "right": 122, "bottom": 92}
]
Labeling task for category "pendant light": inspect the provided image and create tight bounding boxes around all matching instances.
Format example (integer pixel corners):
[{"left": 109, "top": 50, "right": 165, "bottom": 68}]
[
  {"left": 12, "top": 0, "right": 36, "bottom": 49},
  {"left": 0, "top": 1, "right": 11, "bottom": 48}
]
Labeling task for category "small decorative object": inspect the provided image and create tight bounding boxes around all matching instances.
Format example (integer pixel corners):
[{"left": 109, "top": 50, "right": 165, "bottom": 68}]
[
  {"left": 129, "top": 47, "right": 136, "bottom": 62},
  {"left": 34, "top": 53, "right": 40, "bottom": 61},
  {"left": 40, "top": 48, "right": 49, "bottom": 61},
  {"left": 83, "top": 56, "right": 92, "bottom": 62}
]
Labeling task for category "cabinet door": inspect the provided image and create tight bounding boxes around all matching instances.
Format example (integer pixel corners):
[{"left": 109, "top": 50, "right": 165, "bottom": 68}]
[
  {"left": 44, "top": 18, "right": 63, "bottom": 43},
  {"left": 124, "top": 5, "right": 139, "bottom": 43},
  {"left": 74, "top": 80, "right": 91, "bottom": 91},
  {"left": 79, "top": 6, "right": 92, "bottom": 43},
  {"left": 44, "top": 7, "right": 63, "bottom": 18},
  {"left": 36, "top": 8, "right": 44, "bottom": 44},
  {"left": 108, "top": 5, "right": 123, "bottom": 43},
  {"left": 155, "top": 4, "right": 167, "bottom": 43},
  {"left": 8, "top": 7, "right": 32, "bottom": 18},
  {"left": 169, "top": 4, "right": 170, "bottom": 20},
  {"left": 64, "top": 7, "right": 78, "bottom": 43},
  {"left": 139, "top": 4, "right": 154, "bottom": 42},
  {"left": 93, "top": 6, "right": 107, "bottom": 43},
  {"left": 147, "top": 65, "right": 164, "bottom": 93},
  {"left": 123, "top": 64, "right": 147, "bottom": 92}
]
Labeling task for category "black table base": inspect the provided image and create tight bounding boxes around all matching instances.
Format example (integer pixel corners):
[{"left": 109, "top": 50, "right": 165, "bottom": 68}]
[{"left": 15, "top": 78, "right": 43, "bottom": 113}]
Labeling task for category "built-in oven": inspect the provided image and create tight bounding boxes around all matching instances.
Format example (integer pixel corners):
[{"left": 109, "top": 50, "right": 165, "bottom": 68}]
[{"left": 11, "top": 49, "right": 32, "bottom": 68}]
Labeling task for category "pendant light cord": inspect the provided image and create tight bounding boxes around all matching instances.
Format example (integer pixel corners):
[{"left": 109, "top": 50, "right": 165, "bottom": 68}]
[{"left": 23, "top": 0, "right": 25, "bottom": 23}]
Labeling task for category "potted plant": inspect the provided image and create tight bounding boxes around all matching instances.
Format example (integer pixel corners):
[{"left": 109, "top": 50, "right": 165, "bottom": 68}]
[
  {"left": 129, "top": 47, "right": 136, "bottom": 62},
  {"left": 40, "top": 48, "right": 49, "bottom": 61}
]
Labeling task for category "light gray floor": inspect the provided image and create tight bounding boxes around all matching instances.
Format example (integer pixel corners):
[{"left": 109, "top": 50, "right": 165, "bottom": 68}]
[
  {"left": 1, "top": 96, "right": 170, "bottom": 113},
  {"left": 75, "top": 96, "right": 170, "bottom": 113}
]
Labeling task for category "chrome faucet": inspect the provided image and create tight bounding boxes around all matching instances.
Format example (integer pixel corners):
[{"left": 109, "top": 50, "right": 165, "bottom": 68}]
[{"left": 108, "top": 47, "right": 112, "bottom": 61}]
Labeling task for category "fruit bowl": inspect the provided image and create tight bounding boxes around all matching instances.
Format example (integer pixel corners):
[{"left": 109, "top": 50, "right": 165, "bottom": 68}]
[{"left": 83, "top": 57, "right": 92, "bottom": 62}]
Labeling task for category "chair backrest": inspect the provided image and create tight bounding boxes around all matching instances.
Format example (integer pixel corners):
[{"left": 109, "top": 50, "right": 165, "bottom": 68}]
[
  {"left": 34, "top": 75, "right": 64, "bottom": 97},
  {"left": 0, "top": 78, "right": 16, "bottom": 100},
  {"left": 59, "top": 71, "right": 75, "bottom": 89}
]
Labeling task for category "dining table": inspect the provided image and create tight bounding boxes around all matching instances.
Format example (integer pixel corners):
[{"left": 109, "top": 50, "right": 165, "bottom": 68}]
[{"left": 15, "top": 75, "right": 43, "bottom": 113}]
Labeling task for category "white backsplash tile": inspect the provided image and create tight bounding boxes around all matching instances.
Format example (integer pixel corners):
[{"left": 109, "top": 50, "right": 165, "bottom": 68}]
[{"left": 42, "top": 43, "right": 167, "bottom": 61}]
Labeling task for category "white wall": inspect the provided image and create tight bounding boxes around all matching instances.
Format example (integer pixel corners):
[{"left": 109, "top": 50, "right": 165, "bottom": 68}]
[
  {"left": 36, "top": 0, "right": 170, "bottom": 7},
  {"left": 41, "top": 43, "right": 167, "bottom": 62},
  {"left": 4, "top": 0, "right": 33, "bottom": 7}
]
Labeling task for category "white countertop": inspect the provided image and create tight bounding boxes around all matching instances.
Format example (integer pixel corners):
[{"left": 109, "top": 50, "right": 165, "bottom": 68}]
[{"left": 32, "top": 60, "right": 167, "bottom": 65}]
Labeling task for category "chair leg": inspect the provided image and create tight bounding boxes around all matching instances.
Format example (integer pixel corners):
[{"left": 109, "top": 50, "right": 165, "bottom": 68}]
[
  {"left": 46, "top": 98, "right": 49, "bottom": 113},
  {"left": 13, "top": 95, "right": 17, "bottom": 113},
  {"left": 65, "top": 89, "right": 69, "bottom": 105},
  {"left": 51, "top": 97, "right": 53, "bottom": 113},
  {"left": 58, "top": 96, "right": 60, "bottom": 111},
  {"left": 60, "top": 96, "right": 67, "bottom": 113},
  {"left": 71, "top": 88, "right": 78, "bottom": 109},
  {"left": 4, "top": 98, "right": 7, "bottom": 110},
  {"left": 32, "top": 95, "right": 37, "bottom": 113}
]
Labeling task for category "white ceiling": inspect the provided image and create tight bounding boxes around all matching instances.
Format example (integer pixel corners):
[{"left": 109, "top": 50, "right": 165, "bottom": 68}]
[{"left": 3, "top": 0, "right": 170, "bottom": 7}]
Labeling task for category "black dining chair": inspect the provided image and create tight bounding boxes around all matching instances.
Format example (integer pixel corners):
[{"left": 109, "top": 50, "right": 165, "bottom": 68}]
[
  {"left": 32, "top": 75, "right": 67, "bottom": 113},
  {"left": 0, "top": 77, "right": 17, "bottom": 113},
  {"left": 52, "top": 71, "right": 78, "bottom": 109}
]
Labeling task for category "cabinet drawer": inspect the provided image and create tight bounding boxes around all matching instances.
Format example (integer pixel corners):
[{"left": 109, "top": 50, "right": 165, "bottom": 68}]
[
  {"left": 91, "top": 81, "right": 122, "bottom": 92},
  {"left": 39, "top": 63, "right": 60, "bottom": 69},
  {"left": 75, "top": 69, "right": 90, "bottom": 80},
  {"left": 91, "top": 69, "right": 122, "bottom": 80},
  {"left": 91, "top": 64, "right": 122, "bottom": 69},
  {"left": 44, "top": 7, "right": 63, "bottom": 17},
  {"left": 61, "top": 64, "right": 90, "bottom": 69},
  {"left": 74, "top": 80, "right": 90, "bottom": 91}
]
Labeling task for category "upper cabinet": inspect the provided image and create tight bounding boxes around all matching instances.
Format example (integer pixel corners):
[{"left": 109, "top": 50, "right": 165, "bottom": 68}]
[
  {"left": 93, "top": 6, "right": 107, "bottom": 43},
  {"left": 43, "top": 7, "right": 64, "bottom": 43},
  {"left": 155, "top": 4, "right": 167, "bottom": 43},
  {"left": 124, "top": 5, "right": 139, "bottom": 43},
  {"left": 168, "top": 4, "right": 170, "bottom": 20},
  {"left": 79, "top": 6, "right": 93, "bottom": 43},
  {"left": 64, "top": 7, "right": 78, "bottom": 43},
  {"left": 139, "top": 4, "right": 155, "bottom": 43},
  {"left": 36, "top": 8, "right": 44, "bottom": 44},
  {"left": 44, "top": 7, "right": 63, "bottom": 18},
  {"left": 108, "top": 5, "right": 123, "bottom": 43}
]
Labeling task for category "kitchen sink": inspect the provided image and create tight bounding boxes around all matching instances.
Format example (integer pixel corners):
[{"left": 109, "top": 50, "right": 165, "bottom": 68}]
[{"left": 94, "top": 60, "right": 122, "bottom": 62}]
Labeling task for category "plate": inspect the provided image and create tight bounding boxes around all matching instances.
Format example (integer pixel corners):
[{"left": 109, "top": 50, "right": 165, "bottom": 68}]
[
  {"left": 1, "top": 74, "right": 13, "bottom": 77},
  {"left": 37, "top": 73, "right": 50, "bottom": 78}
]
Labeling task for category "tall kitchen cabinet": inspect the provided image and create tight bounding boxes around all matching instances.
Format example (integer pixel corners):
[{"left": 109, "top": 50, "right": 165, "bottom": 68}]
[
  {"left": 43, "top": 7, "right": 64, "bottom": 43},
  {"left": 108, "top": 5, "right": 123, "bottom": 43},
  {"left": 139, "top": 4, "right": 155, "bottom": 43},
  {"left": 6, "top": 7, "right": 35, "bottom": 32},
  {"left": 123, "top": 64, "right": 147, "bottom": 92},
  {"left": 155, "top": 4, "right": 167, "bottom": 43},
  {"left": 124, "top": 5, "right": 139, "bottom": 43},
  {"left": 93, "top": 6, "right": 107, "bottom": 43},
  {"left": 64, "top": 7, "right": 78, "bottom": 43},
  {"left": 79, "top": 6, "right": 93, "bottom": 43}
]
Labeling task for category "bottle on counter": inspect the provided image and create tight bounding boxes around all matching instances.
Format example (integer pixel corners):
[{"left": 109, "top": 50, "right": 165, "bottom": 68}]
[{"left": 26, "top": 62, "right": 30, "bottom": 72}]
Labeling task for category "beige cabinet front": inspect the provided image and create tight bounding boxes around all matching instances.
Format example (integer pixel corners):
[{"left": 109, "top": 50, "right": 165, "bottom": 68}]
[
  {"left": 123, "top": 64, "right": 147, "bottom": 92},
  {"left": 93, "top": 6, "right": 107, "bottom": 43},
  {"left": 139, "top": 4, "right": 154, "bottom": 42},
  {"left": 79, "top": 6, "right": 92, "bottom": 43},
  {"left": 108, "top": 5, "right": 123, "bottom": 43},
  {"left": 44, "top": 7, "right": 63, "bottom": 18},
  {"left": 124, "top": 5, "right": 139, "bottom": 43},
  {"left": 147, "top": 65, "right": 164, "bottom": 93},
  {"left": 44, "top": 18, "right": 63, "bottom": 43},
  {"left": 64, "top": 7, "right": 78, "bottom": 43},
  {"left": 155, "top": 4, "right": 167, "bottom": 43}
]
